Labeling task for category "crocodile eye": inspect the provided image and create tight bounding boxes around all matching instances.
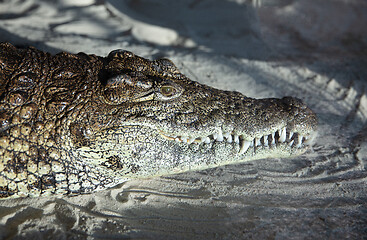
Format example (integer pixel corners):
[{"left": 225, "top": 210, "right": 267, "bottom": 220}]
[{"left": 160, "top": 85, "right": 176, "bottom": 97}]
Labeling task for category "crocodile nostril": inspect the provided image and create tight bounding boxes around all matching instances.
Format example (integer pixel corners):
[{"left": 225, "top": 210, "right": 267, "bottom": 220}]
[
  {"left": 282, "top": 96, "right": 304, "bottom": 106},
  {"left": 281, "top": 97, "right": 310, "bottom": 112}
]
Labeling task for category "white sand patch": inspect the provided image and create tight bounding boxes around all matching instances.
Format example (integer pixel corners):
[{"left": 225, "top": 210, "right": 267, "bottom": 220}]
[
  {"left": 61, "top": 0, "right": 96, "bottom": 7},
  {"left": 54, "top": 20, "right": 127, "bottom": 38},
  {"left": 131, "top": 23, "right": 179, "bottom": 46}
]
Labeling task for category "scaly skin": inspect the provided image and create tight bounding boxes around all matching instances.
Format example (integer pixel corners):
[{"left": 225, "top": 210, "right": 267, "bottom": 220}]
[{"left": 0, "top": 43, "right": 317, "bottom": 199}]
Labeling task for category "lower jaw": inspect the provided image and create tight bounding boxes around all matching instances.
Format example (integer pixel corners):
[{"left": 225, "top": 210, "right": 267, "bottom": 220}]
[
  {"left": 90, "top": 125, "right": 310, "bottom": 178},
  {"left": 163, "top": 140, "right": 309, "bottom": 175}
]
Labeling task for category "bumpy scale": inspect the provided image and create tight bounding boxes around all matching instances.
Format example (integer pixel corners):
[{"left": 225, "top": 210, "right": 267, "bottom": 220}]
[{"left": 0, "top": 43, "right": 318, "bottom": 199}]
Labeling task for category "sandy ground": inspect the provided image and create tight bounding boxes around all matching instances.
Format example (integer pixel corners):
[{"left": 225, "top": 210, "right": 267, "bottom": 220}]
[{"left": 0, "top": 0, "right": 367, "bottom": 239}]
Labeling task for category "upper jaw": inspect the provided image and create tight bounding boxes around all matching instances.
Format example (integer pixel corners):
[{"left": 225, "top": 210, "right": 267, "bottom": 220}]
[{"left": 157, "top": 96, "right": 318, "bottom": 156}]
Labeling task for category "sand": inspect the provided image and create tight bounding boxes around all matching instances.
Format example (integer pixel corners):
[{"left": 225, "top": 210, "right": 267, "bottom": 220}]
[{"left": 0, "top": 0, "right": 366, "bottom": 239}]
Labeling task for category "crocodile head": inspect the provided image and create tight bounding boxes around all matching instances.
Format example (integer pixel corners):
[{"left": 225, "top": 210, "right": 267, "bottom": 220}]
[
  {"left": 76, "top": 50, "right": 317, "bottom": 179},
  {"left": 0, "top": 43, "right": 317, "bottom": 198}
]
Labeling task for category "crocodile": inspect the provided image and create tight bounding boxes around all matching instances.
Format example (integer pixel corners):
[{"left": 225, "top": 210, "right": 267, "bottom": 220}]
[{"left": 0, "top": 42, "right": 317, "bottom": 199}]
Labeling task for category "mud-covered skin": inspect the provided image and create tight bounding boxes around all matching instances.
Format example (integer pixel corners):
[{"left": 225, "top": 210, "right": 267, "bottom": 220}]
[{"left": 0, "top": 42, "right": 317, "bottom": 199}]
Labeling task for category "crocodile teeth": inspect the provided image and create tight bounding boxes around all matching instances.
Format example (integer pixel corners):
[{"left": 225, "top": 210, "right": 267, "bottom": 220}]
[
  {"left": 239, "top": 140, "right": 251, "bottom": 155},
  {"left": 263, "top": 135, "right": 268, "bottom": 146},
  {"left": 216, "top": 131, "right": 224, "bottom": 142},
  {"left": 296, "top": 135, "right": 303, "bottom": 148},
  {"left": 227, "top": 135, "right": 233, "bottom": 143},
  {"left": 159, "top": 127, "right": 315, "bottom": 154},
  {"left": 188, "top": 137, "right": 196, "bottom": 144},
  {"left": 288, "top": 131, "right": 294, "bottom": 141},
  {"left": 279, "top": 127, "right": 286, "bottom": 143},
  {"left": 202, "top": 137, "right": 211, "bottom": 144},
  {"left": 271, "top": 133, "right": 275, "bottom": 145},
  {"left": 255, "top": 137, "right": 261, "bottom": 147},
  {"left": 223, "top": 132, "right": 232, "bottom": 143}
]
